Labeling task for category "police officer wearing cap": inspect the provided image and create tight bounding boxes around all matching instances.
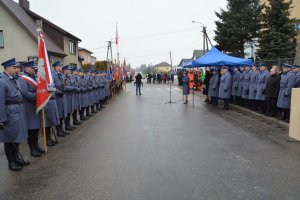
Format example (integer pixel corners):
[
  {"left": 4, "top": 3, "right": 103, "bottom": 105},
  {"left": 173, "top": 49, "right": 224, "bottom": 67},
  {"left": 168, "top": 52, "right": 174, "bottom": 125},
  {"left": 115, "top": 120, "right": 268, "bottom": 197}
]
[
  {"left": 18, "top": 60, "right": 45, "bottom": 157},
  {"left": 182, "top": 70, "right": 190, "bottom": 104},
  {"left": 242, "top": 66, "right": 251, "bottom": 107},
  {"left": 231, "top": 66, "right": 240, "bottom": 105},
  {"left": 52, "top": 61, "right": 69, "bottom": 137},
  {"left": 219, "top": 66, "right": 232, "bottom": 110},
  {"left": 248, "top": 65, "right": 259, "bottom": 110},
  {"left": 78, "top": 69, "right": 89, "bottom": 121},
  {"left": 237, "top": 66, "right": 245, "bottom": 106},
  {"left": 71, "top": 67, "right": 83, "bottom": 125},
  {"left": 63, "top": 65, "right": 76, "bottom": 130},
  {"left": 255, "top": 64, "right": 269, "bottom": 114},
  {"left": 277, "top": 63, "right": 296, "bottom": 121},
  {"left": 0, "top": 58, "right": 29, "bottom": 171}
]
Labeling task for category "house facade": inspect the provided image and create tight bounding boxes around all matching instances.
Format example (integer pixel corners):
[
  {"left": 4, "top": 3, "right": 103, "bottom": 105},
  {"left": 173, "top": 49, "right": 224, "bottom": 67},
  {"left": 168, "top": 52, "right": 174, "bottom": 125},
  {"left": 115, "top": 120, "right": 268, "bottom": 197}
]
[{"left": 0, "top": 0, "right": 81, "bottom": 70}]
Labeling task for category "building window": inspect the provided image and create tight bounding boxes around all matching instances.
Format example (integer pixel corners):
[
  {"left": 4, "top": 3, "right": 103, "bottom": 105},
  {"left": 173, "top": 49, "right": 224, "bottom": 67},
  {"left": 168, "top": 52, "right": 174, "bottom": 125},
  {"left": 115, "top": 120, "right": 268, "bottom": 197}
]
[
  {"left": 69, "top": 40, "right": 76, "bottom": 55},
  {"left": 0, "top": 31, "right": 4, "bottom": 48},
  {"left": 295, "top": 23, "right": 300, "bottom": 31}
]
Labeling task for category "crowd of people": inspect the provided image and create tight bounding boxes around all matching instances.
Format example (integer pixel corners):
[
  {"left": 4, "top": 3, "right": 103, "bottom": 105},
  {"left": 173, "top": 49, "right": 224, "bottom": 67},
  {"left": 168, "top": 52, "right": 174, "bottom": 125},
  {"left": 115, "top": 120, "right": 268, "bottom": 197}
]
[
  {"left": 182, "top": 63, "right": 300, "bottom": 121},
  {"left": 146, "top": 72, "right": 174, "bottom": 84},
  {"left": 0, "top": 58, "right": 112, "bottom": 172}
]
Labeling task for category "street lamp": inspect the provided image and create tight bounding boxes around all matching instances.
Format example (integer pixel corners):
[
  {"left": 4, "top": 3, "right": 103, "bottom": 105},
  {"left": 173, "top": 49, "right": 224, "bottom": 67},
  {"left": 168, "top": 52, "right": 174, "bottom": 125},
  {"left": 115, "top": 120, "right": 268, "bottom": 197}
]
[{"left": 192, "top": 21, "right": 212, "bottom": 54}]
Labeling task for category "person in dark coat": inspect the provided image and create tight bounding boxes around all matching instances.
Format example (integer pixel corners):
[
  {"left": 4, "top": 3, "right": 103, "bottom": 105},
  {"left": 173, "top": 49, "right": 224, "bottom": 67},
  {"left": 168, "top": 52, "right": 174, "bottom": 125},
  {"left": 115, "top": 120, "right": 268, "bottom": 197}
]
[
  {"left": 135, "top": 73, "right": 143, "bottom": 95},
  {"left": 0, "top": 58, "right": 29, "bottom": 171},
  {"left": 208, "top": 68, "right": 220, "bottom": 106},
  {"left": 265, "top": 69, "right": 280, "bottom": 117},
  {"left": 18, "top": 61, "right": 44, "bottom": 157},
  {"left": 294, "top": 65, "right": 300, "bottom": 87},
  {"left": 182, "top": 71, "right": 190, "bottom": 104},
  {"left": 203, "top": 69, "right": 211, "bottom": 103},
  {"left": 277, "top": 63, "right": 296, "bottom": 121},
  {"left": 219, "top": 67, "right": 232, "bottom": 110}
]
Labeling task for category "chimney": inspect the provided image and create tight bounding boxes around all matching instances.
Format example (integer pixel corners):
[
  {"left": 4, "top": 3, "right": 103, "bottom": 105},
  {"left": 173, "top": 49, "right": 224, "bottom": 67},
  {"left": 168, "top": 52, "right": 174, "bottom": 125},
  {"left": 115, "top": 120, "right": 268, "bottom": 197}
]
[{"left": 19, "top": 0, "right": 30, "bottom": 10}]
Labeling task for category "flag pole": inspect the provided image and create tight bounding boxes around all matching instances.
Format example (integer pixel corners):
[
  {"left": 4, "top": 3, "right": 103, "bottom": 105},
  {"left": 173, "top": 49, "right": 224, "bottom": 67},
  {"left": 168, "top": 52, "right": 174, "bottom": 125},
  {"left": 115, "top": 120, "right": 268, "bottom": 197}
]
[{"left": 42, "top": 108, "right": 48, "bottom": 154}]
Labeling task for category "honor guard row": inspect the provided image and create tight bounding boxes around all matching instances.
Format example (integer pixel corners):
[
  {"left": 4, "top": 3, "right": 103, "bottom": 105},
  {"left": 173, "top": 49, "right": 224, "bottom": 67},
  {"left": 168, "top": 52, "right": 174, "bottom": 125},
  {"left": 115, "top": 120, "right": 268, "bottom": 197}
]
[
  {"left": 0, "top": 58, "right": 111, "bottom": 171},
  {"left": 203, "top": 63, "right": 300, "bottom": 121}
]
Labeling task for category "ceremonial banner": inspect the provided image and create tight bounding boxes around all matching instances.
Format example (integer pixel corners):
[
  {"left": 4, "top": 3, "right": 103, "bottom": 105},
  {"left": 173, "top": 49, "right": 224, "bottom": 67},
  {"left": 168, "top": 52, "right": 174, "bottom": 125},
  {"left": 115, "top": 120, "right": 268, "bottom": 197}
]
[{"left": 36, "top": 34, "right": 54, "bottom": 113}]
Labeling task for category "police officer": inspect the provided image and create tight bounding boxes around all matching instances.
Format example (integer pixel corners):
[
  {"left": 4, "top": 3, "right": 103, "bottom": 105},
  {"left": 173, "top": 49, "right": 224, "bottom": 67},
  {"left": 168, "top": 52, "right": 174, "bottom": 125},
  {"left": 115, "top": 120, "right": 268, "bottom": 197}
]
[
  {"left": 248, "top": 65, "right": 259, "bottom": 111},
  {"left": 255, "top": 64, "right": 269, "bottom": 114},
  {"left": 219, "top": 66, "right": 232, "bottom": 110},
  {"left": 277, "top": 63, "right": 295, "bottom": 121},
  {"left": 208, "top": 68, "right": 220, "bottom": 106},
  {"left": 52, "top": 61, "right": 69, "bottom": 137},
  {"left": 63, "top": 65, "right": 76, "bottom": 130},
  {"left": 237, "top": 66, "right": 245, "bottom": 106},
  {"left": 85, "top": 70, "right": 94, "bottom": 117},
  {"left": 242, "top": 66, "right": 251, "bottom": 108},
  {"left": 231, "top": 66, "right": 240, "bottom": 105},
  {"left": 0, "top": 58, "right": 29, "bottom": 171},
  {"left": 18, "top": 61, "right": 44, "bottom": 157},
  {"left": 78, "top": 69, "right": 89, "bottom": 121},
  {"left": 71, "top": 67, "right": 83, "bottom": 125}
]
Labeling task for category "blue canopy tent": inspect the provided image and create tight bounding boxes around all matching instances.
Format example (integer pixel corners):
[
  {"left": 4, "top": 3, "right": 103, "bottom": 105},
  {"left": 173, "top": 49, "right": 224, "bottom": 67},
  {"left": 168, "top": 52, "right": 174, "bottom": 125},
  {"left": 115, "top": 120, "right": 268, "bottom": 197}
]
[
  {"left": 183, "top": 47, "right": 253, "bottom": 68},
  {"left": 182, "top": 60, "right": 193, "bottom": 68}
]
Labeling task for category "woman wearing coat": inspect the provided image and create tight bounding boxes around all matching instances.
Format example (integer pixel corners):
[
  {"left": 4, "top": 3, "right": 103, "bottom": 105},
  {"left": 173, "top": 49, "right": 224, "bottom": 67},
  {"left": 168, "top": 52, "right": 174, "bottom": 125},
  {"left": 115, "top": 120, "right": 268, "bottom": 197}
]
[
  {"left": 182, "top": 71, "right": 190, "bottom": 104},
  {"left": 277, "top": 63, "right": 296, "bottom": 121},
  {"left": 0, "top": 58, "right": 28, "bottom": 171},
  {"left": 219, "top": 67, "right": 232, "bottom": 110},
  {"left": 208, "top": 68, "right": 220, "bottom": 106}
]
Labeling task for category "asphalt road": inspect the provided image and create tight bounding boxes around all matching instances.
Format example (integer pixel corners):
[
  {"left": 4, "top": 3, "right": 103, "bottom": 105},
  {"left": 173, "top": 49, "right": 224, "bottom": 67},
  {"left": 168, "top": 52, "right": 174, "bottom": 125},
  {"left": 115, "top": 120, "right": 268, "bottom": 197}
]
[{"left": 1, "top": 82, "right": 300, "bottom": 200}]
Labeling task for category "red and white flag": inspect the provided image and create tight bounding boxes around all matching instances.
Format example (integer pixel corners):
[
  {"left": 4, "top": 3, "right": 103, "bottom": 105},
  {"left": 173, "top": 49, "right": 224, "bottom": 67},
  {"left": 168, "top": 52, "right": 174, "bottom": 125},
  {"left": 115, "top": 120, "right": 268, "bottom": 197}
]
[{"left": 36, "top": 34, "right": 54, "bottom": 113}]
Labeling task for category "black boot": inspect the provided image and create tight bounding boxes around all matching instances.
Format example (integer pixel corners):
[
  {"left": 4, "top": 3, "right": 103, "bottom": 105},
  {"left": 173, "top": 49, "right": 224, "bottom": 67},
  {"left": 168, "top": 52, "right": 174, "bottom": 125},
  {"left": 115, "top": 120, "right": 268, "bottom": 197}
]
[
  {"left": 100, "top": 102, "right": 105, "bottom": 109},
  {"left": 46, "top": 128, "right": 55, "bottom": 146},
  {"left": 28, "top": 131, "right": 42, "bottom": 157},
  {"left": 96, "top": 103, "right": 102, "bottom": 111},
  {"left": 91, "top": 105, "right": 97, "bottom": 113},
  {"left": 86, "top": 107, "right": 93, "bottom": 117},
  {"left": 65, "top": 114, "right": 76, "bottom": 130},
  {"left": 14, "top": 144, "right": 30, "bottom": 166},
  {"left": 80, "top": 109, "right": 88, "bottom": 121},
  {"left": 34, "top": 133, "right": 46, "bottom": 154},
  {"left": 5, "top": 143, "right": 22, "bottom": 171},
  {"left": 56, "top": 125, "right": 66, "bottom": 137},
  {"left": 73, "top": 111, "right": 83, "bottom": 125}
]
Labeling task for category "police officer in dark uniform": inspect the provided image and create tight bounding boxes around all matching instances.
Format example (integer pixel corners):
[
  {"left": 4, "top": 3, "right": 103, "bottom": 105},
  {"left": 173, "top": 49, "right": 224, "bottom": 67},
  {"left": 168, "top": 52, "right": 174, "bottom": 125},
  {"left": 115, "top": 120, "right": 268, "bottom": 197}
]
[
  {"left": 52, "top": 61, "right": 69, "bottom": 137},
  {"left": 0, "top": 58, "right": 29, "bottom": 171},
  {"left": 18, "top": 61, "right": 45, "bottom": 157}
]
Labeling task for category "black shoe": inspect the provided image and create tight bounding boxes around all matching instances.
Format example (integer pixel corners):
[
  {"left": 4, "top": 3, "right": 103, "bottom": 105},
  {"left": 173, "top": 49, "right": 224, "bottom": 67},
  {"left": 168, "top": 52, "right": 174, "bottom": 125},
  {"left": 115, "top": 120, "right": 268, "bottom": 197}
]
[
  {"left": 80, "top": 116, "right": 88, "bottom": 121},
  {"left": 8, "top": 162, "right": 22, "bottom": 171},
  {"left": 35, "top": 143, "right": 46, "bottom": 154},
  {"left": 65, "top": 125, "right": 75, "bottom": 130},
  {"left": 15, "top": 158, "right": 30, "bottom": 166},
  {"left": 91, "top": 109, "right": 97, "bottom": 114},
  {"left": 30, "top": 148, "right": 42, "bottom": 157},
  {"left": 61, "top": 129, "right": 70, "bottom": 135},
  {"left": 47, "top": 140, "right": 56, "bottom": 147},
  {"left": 57, "top": 130, "right": 66, "bottom": 137},
  {"left": 86, "top": 113, "right": 93, "bottom": 117},
  {"left": 73, "top": 121, "right": 83, "bottom": 125}
]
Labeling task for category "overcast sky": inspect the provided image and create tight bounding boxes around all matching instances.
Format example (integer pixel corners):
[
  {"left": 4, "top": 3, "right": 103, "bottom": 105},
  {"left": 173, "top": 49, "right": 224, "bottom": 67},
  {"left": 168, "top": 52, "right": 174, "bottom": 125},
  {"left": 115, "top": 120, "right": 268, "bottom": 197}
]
[{"left": 23, "top": 0, "right": 227, "bottom": 67}]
